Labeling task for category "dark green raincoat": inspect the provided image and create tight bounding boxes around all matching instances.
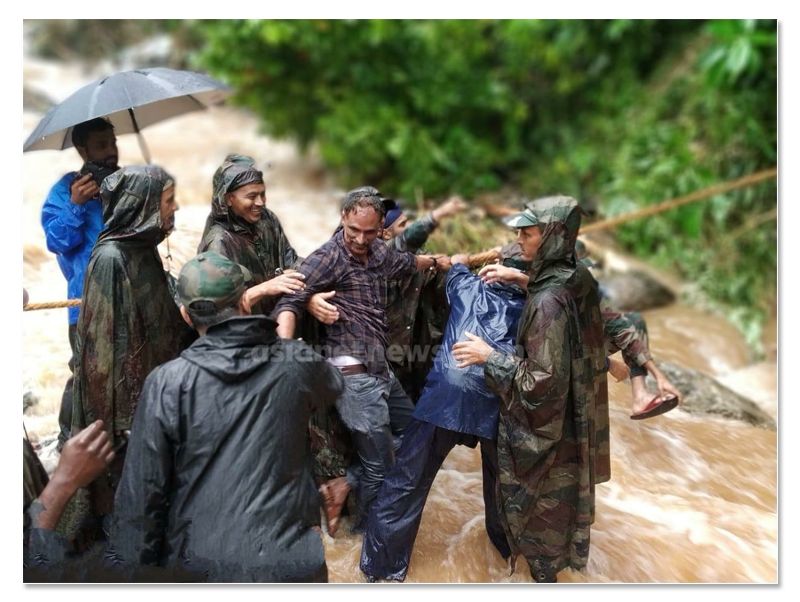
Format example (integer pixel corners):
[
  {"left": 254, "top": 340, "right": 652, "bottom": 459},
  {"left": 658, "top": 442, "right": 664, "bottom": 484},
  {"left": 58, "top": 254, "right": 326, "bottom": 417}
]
[
  {"left": 197, "top": 155, "right": 347, "bottom": 482},
  {"left": 71, "top": 165, "right": 193, "bottom": 516},
  {"left": 197, "top": 154, "right": 299, "bottom": 316},
  {"left": 484, "top": 196, "right": 609, "bottom": 581}
]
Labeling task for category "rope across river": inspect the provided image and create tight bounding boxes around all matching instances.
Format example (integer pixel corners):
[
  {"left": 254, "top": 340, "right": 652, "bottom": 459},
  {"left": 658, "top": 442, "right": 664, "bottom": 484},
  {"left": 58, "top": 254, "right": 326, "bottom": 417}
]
[{"left": 23, "top": 167, "right": 777, "bottom": 312}]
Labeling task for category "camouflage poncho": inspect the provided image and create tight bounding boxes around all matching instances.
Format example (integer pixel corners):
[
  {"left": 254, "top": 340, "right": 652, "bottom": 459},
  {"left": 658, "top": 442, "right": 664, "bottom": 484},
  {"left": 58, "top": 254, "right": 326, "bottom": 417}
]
[
  {"left": 484, "top": 196, "right": 609, "bottom": 581},
  {"left": 71, "top": 166, "right": 193, "bottom": 514},
  {"left": 198, "top": 155, "right": 345, "bottom": 481},
  {"left": 197, "top": 154, "right": 299, "bottom": 316}
]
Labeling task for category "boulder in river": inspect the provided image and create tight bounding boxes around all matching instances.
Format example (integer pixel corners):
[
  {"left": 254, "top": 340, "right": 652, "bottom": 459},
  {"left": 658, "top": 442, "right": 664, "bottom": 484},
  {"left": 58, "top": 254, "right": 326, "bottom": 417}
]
[
  {"left": 599, "top": 270, "right": 676, "bottom": 311},
  {"left": 654, "top": 361, "right": 776, "bottom": 430}
]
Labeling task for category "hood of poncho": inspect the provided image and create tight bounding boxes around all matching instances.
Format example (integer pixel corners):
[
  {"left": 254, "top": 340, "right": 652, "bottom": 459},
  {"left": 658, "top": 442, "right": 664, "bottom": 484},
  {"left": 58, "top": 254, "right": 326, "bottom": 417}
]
[
  {"left": 98, "top": 165, "right": 174, "bottom": 247},
  {"left": 524, "top": 195, "right": 584, "bottom": 293}
]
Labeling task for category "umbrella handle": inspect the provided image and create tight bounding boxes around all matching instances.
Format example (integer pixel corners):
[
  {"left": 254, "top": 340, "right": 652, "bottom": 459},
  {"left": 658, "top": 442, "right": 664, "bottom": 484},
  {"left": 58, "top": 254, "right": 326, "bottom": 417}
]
[
  {"left": 136, "top": 132, "right": 152, "bottom": 165},
  {"left": 128, "top": 108, "right": 151, "bottom": 164}
]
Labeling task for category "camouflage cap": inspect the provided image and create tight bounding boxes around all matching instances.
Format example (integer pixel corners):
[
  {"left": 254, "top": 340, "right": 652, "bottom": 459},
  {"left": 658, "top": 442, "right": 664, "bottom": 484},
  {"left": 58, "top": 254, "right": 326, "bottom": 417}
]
[
  {"left": 177, "top": 252, "right": 252, "bottom": 316},
  {"left": 502, "top": 207, "right": 539, "bottom": 229}
]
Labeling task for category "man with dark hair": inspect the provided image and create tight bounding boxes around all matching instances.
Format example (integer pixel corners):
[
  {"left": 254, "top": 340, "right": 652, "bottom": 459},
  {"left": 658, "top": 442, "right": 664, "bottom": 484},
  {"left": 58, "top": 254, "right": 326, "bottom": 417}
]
[
  {"left": 109, "top": 252, "right": 343, "bottom": 582},
  {"left": 274, "top": 187, "right": 446, "bottom": 532},
  {"left": 41, "top": 117, "right": 120, "bottom": 450}
]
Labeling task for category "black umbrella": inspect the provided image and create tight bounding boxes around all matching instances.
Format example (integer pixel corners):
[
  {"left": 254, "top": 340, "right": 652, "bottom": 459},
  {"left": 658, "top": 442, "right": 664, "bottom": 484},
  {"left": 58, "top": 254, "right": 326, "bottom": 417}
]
[{"left": 23, "top": 67, "right": 232, "bottom": 163}]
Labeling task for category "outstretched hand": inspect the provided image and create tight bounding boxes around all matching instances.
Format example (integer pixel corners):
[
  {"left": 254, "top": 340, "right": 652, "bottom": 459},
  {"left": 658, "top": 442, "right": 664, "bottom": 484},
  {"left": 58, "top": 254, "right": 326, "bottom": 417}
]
[
  {"left": 433, "top": 195, "right": 468, "bottom": 222},
  {"left": 656, "top": 374, "right": 682, "bottom": 404},
  {"left": 246, "top": 272, "right": 306, "bottom": 308},
  {"left": 31, "top": 419, "right": 114, "bottom": 531}
]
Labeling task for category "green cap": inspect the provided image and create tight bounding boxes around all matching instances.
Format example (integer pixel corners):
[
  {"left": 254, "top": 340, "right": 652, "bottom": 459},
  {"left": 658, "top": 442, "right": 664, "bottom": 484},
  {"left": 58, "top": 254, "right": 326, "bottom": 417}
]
[
  {"left": 502, "top": 207, "right": 539, "bottom": 229},
  {"left": 177, "top": 252, "right": 252, "bottom": 316}
]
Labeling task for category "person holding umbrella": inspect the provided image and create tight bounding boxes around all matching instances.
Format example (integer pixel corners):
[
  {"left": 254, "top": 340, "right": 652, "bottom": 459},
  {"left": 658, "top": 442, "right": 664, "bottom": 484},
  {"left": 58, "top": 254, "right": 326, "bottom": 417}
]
[
  {"left": 27, "top": 68, "right": 231, "bottom": 453},
  {"left": 40, "top": 117, "right": 121, "bottom": 451}
]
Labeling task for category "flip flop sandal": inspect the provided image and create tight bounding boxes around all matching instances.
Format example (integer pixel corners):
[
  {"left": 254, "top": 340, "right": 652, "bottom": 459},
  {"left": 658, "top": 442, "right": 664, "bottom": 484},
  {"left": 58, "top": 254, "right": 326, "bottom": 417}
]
[{"left": 630, "top": 394, "right": 679, "bottom": 420}]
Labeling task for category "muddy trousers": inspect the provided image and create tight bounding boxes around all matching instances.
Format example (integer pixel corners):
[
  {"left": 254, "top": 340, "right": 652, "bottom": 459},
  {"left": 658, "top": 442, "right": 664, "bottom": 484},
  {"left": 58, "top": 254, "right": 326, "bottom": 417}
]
[{"left": 359, "top": 419, "right": 510, "bottom": 581}]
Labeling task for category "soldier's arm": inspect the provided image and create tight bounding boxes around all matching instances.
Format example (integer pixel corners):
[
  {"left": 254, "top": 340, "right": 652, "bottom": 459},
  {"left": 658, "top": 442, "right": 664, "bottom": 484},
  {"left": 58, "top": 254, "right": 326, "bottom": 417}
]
[
  {"left": 394, "top": 214, "right": 437, "bottom": 253},
  {"left": 394, "top": 196, "right": 467, "bottom": 254},
  {"left": 274, "top": 247, "right": 339, "bottom": 336},
  {"left": 484, "top": 294, "right": 571, "bottom": 414}
]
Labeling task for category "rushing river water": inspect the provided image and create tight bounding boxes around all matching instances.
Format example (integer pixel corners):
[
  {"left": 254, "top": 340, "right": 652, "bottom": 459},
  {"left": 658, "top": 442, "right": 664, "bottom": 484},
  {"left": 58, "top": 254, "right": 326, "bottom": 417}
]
[{"left": 22, "top": 56, "right": 777, "bottom": 584}]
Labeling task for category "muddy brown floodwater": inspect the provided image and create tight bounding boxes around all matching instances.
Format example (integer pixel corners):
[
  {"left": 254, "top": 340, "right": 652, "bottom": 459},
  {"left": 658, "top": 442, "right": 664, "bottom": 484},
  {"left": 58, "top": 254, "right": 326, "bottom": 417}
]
[{"left": 22, "top": 57, "right": 777, "bottom": 584}]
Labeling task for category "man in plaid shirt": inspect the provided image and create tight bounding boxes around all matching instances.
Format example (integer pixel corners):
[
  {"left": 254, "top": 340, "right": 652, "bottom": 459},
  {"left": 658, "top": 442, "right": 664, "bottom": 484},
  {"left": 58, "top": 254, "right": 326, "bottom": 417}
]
[{"left": 275, "top": 188, "right": 444, "bottom": 531}]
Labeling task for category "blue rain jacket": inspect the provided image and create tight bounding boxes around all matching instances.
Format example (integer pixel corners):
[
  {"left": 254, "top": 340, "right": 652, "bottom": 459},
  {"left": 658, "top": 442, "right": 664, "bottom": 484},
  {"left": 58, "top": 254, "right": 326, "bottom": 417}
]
[
  {"left": 41, "top": 172, "right": 105, "bottom": 324},
  {"left": 412, "top": 264, "right": 527, "bottom": 440}
]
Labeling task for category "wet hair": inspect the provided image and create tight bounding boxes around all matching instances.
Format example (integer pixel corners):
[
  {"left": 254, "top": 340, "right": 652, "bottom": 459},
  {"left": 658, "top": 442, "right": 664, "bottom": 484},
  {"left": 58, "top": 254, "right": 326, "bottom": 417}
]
[
  {"left": 71, "top": 118, "right": 115, "bottom": 149},
  {"left": 341, "top": 187, "right": 386, "bottom": 220}
]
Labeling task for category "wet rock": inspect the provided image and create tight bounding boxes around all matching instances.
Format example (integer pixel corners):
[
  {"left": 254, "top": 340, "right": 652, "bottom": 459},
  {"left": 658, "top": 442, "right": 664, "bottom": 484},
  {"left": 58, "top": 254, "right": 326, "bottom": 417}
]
[
  {"left": 654, "top": 361, "right": 776, "bottom": 430},
  {"left": 599, "top": 270, "right": 676, "bottom": 311}
]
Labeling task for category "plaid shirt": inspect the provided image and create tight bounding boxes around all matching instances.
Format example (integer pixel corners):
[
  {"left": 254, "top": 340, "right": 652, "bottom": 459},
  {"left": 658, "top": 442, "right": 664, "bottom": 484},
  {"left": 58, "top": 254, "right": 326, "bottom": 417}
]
[{"left": 274, "top": 229, "right": 417, "bottom": 378}]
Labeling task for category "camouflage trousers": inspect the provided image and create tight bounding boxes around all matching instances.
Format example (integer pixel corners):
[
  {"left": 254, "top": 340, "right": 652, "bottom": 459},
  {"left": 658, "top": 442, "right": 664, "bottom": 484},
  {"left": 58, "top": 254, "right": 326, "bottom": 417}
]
[
  {"left": 309, "top": 403, "right": 352, "bottom": 482},
  {"left": 496, "top": 414, "right": 594, "bottom": 581}
]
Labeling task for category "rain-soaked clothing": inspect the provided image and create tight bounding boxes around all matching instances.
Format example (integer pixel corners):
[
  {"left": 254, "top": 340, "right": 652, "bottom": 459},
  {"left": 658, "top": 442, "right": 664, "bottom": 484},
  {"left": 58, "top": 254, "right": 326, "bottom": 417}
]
[
  {"left": 274, "top": 229, "right": 417, "bottom": 378},
  {"left": 386, "top": 213, "right": 448, "bottom": 402},
  {"left": 197, "top": 156, "right": 349, "bottom": 485},
  {"left": 109, "top": 316, "right": 343, "bottom": 582},
  {"left": 484, "top": 196, "right": 609, "bottom": 581},
  {"left": 42, "top": 173, "right": 106, "bottom": 448},
  {"left": 197, "top": 154, "right": 299, "bottom": 317},
  {"left": 71, "top": 165, "right": 193, "bottom": 519},
  {"left": 602, "top": 301, "right": 652, "bottom": 378},
  {"left": 360, "top": 263, "right": 526, "bottom": 581},
  {"left": 575, "top": 249, "right": 653, "bottom": 378},
  {"left": 41, "top": 172, "right": 106, "bottom": 325},
  {"left": 275, "top": 230, "right": 418, "bottom": 527}
]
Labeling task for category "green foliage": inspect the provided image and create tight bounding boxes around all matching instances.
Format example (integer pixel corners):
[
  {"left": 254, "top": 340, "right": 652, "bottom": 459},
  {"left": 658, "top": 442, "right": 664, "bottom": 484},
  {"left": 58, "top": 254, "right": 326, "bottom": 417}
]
[
  {"left": 601, "top": 19, "right": 776, "bottom": 352},
  {"left": 191, "top": 18, "right": 776, "bottom": 352}
]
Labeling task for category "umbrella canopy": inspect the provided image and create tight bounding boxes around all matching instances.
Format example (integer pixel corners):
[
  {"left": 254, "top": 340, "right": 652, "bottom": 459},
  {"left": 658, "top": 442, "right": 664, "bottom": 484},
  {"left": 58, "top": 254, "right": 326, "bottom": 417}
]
[{"left": 23, "top": 67, "right": 232, "bottom": 161}]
